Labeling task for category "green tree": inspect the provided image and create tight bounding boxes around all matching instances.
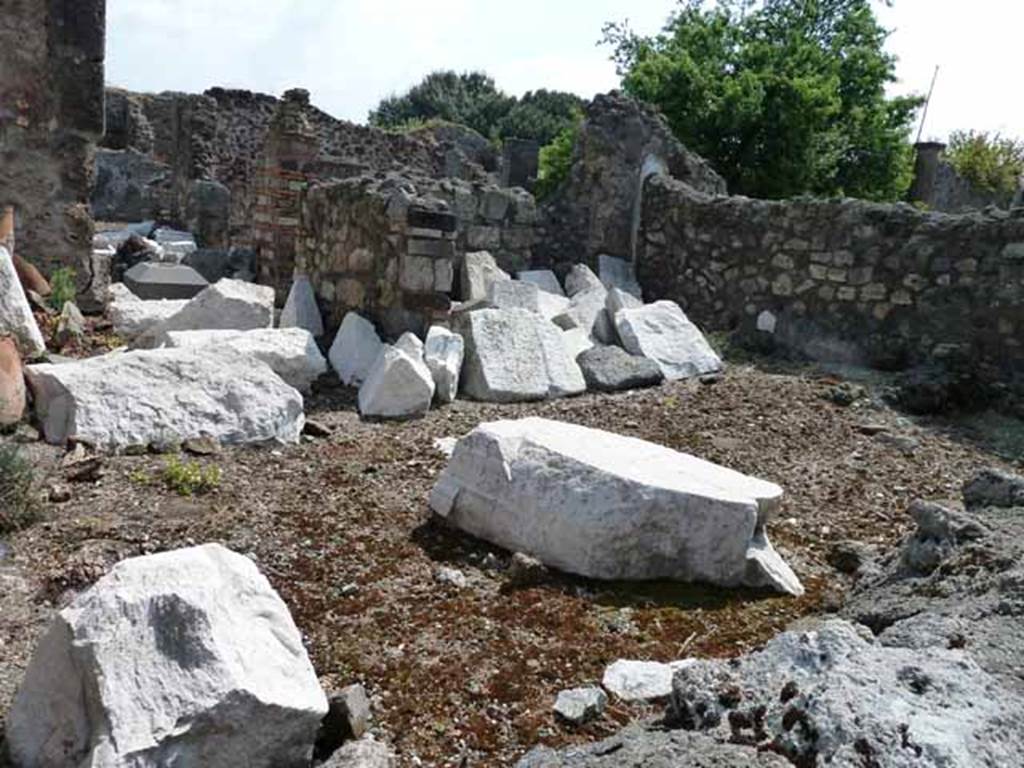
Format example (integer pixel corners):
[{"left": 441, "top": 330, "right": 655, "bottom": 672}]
[
  {"left": 369, "top": 73, "right": 584, "bottom": 145},
  {"left": 603, "top": 0, "right": 922, "bottom": 200},
  {"left": 497, "top": 90, "right": 586, "bottom": 146},
  {"left": 945, "top": 130, "right": 1024, "bottom": 196}
]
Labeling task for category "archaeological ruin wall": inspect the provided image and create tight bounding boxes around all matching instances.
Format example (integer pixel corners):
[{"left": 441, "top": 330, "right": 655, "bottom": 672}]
[
  {"left": 299, "top": 174, "right": 538, "bottom": 338},
  {"left": 0, "top": 0, "right": 106, "bottom": 285},
  {"left": 639, "top": 175, "right": 1024, "bottom": 393}
]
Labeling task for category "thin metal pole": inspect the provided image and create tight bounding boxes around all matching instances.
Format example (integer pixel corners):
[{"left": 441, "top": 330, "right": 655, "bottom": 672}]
[{"left": 916, "top": 65, "right": 940, "bottom": 144}]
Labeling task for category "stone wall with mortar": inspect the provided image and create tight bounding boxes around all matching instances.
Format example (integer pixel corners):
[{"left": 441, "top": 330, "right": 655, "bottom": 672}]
[
  {"left": 299, "top": 174, "right": 538, "bottom": 338},
  {"left": 639, "top": 174, "right": 1024, "bottom": 391},
  {"left": 0, "top": 0, "right": 105, "bottom": 284},
  {"left": 535, "top": 92, "right": 726, "bottom": 278}
]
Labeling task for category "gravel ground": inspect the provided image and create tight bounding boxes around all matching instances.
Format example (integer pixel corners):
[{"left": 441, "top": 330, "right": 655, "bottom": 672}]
[{"left": 0, "top": 363, "right": 1018, "bottom": 766}]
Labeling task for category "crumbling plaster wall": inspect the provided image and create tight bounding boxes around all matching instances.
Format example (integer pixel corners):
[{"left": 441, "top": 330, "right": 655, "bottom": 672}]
[
  {"left": 639, "top": 174, "right": 1024, "bottom": 391},
  {"left": 0, "top": 0, "right": 106, "bottom": 281}
]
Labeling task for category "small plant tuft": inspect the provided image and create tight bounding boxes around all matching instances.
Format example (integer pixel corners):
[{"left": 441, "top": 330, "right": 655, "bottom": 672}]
[
  {"left": 0, "top": 444, "right": 40, "bottom": 533},
  {"left": 161, "top": 456, "right": 222, "bottom": 497},
  {"left": 49, "top": 267, "right": 77, "bottom": 311}
]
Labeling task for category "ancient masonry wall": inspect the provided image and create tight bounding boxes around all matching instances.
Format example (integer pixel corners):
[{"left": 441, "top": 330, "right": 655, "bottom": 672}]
[
  {"left": 0, "top": 0, "right": 106, "bottom": 281},
  {"left": 639, "top": 175, "right": 1024, "bottom": 388},
  {"left": 300, "top": 176, "right": 537, "bottom": 338}
]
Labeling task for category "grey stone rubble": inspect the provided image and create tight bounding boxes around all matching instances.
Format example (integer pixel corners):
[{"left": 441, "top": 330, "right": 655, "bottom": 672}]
[
  {"left": 281, "top": 274, "right": 325, "bottom": 337},
  {"left": 564, "top": 263, "right": 603, "bottom": 297},
  {"left": 317, "top": 683, "right": 372, "bottom": 758},
  {"left": 457, "top": 309, "right": 585, "bottom": 402},
  {"left": 162, "top": 328, "right": 328, "bottom": 393},
  {"left": 424, "top": 325, "right": 465, "bottom": 404},
  {"left": 134, "top": 278, "right": 275, "bottom": 349},
  {"left": 319, "top": 736, "right": 396, "bottom": 768},
  {"left": 553, "top": 687, "right": 608, "bottom": 726},
  {"left": 357, "top": 344, "right": 435, "bottom": 420},
  {"left": 577, "top": 345, "right": 664, "bottom": 392},
  {"left": 461, "top": 250, "right": 511, "bottom": 302},
  {"left": 430, "top": 417, "right": 802, "bottom": 594},
  {"left": 517, "top": 269, "right": 565, "bottom": 297},
  {"left": 553, "top": 286, "right": 616, "bottom": 344},
  {"left": 123, "top": 261, "right": 209, "bottom": 301},
  {"left": 529, "top": 467, "right": 1024, "bottom": 767},
  {"left": 615, "top": 301, "right": 723, "bottom": 381},
  {"left": 330, "top": 312, "right": 385, "bottom": 387},
  {"left": 26, "top": 347, "right": 305, "bottom": 450},
  {"left": 5, "top": 545, "right": 327, "bottom": 768},
  {"left": 604, "top": 286, "right": 642, "bottom": 317},
  {"left": 598, "top": 254, "right": 642, "bottom": 299}
]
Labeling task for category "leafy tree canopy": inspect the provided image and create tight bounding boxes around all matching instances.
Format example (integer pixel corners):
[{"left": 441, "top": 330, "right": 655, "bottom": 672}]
[
  {"left": 945, "top": 130, "right": 1024, "bottom": 196},
  {"left": 603, "top": 0, "right": 923, "bottom": 201},
  {"left": 369, "top": 71, "right": 584, "bottom": 146}
]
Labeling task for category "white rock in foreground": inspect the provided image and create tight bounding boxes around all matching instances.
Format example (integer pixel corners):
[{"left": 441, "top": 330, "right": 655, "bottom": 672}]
[
  {"left": 26, "top": 347, "right": 304, "bottom": 450},
  {"left": 162, "top": 328, "right": 328, "bottom": 393},
  {"left": 358, "top": 346, "right": 435, "bottom": 420},
  {"left": 615, "top": 301, "right": 722, "bottom": 381},
  {"left": 603, "top": 659, "right": 696, "bottom": 702},
  {"left": 5, "top": 544, "right": 327, "bottom": 768},
  {"left": 461, "top": 251, "right": 510, "bottom": 302},
  {"left": 430, "top": 418, "right": 802, "bottom": 595},
  {"left": 107, "top": 297, "right": 189, "bottom": 339},
  {"left": 329, "top": 312, "right": 384, "bottom": 387},
  {"left": 0, "top": 246, "right": 46, "bottom": 356},
  {"left": 135, "top": 278, "right": 275, "bottom": 348},
  {"left": 456, "top": 309, "right": 584, "bottom": 402},
  {"left": 424, "top": 326, "right": 465, "bottom": 404},
  {"left": 280, "top": 274, "right": 324, "bottom": 337}
]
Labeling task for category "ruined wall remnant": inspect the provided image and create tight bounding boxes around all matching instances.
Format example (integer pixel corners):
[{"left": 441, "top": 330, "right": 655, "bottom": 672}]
[
  {"left": 536, "top": 92, "right": 726, "bottom": 276},
  {"left": 639, "top": 174, "right": 1024, "bottom": 390},
  {"left": 908, "top": 141, "right": 1019, "bottom": 213},
  {"left": 300, "top": 174, "right": 538, "bottom": 338},
  {"left": 0, "top": 0, "right": 106, "bottom": 281}
]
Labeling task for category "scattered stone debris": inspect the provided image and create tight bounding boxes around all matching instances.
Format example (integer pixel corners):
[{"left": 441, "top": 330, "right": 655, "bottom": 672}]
[
  {"left": 602, "top": 659, "right": 695, "bottom": 703},
  {"left": 553, "top": 686, "right": 607, "bottom": 726},
  {"left": 435, "top": 566, "right": 469, "bottom": 589},
  {"left": 506, "top": 552, "right": 548, "bottom": 587},
  {"left": 577, "top": 345, "right": 664, "bottom": 393},
  {"left": 316, "top": 683, "right": 373, "bottom": 759}
]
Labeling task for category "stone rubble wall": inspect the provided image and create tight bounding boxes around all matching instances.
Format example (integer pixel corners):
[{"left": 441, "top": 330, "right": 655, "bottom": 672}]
[
  {"left": 300, "top": 174, "right": 538, "bottom": 338},
  {"left": 639, "top": 174, "right": 1024, "bottom": 389},
  {"left": 0, "top": 0, "right": 106, "bottom": 280},
  {"left": 535, "top": 92, "right": 726, "bottom": 278}
]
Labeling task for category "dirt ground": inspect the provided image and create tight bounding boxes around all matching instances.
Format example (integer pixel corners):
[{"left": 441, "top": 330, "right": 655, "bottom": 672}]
[{"left": 0, "top": 363, "right": 1018, "bottom": 766}]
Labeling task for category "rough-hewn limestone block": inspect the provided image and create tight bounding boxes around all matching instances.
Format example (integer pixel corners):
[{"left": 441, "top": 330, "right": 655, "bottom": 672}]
[
  {"left": 518, "top": 269, "right": 565, "bottom": 297},
  {"left": 564, "top": 264, "right": 603, "bottom": 297},
  {"left": 329, "top": 312, "right": 384, "bottom": 387},
  {"left": 107, "top": 297, "right": 189, "bottom": 339},
  {"left": 486, "top": 280, "right": 540, "bottom": 313},
  {"left": 358, "top": 346, "right": 435, "bottom": 420},
  {"left": 0, "top": 247, "right": 46, "bottom": 356},
  {"left": 461, "top": 251, "right": 510, "bottom": 302},
  {"left": 605, "top": 286, "right": 643, "bottom": 318},
  {"left": 598, "top": 254, "right": 642, "bottom": 299},
  {"left": 135, "top": 279, "right": 275, "bottom": 348},
  {"left": 553, "top": 286, "right": 615, "bottom": 344},
  {"left": 430, "top": 417, "right": 803, "bottom": 594},
  {"left": 456, "top": 310, "right": 584, "bottom": 402},
  {"left": 26, "top": 348, "right": 304, "bottom": 450},
  {"left": 615, "top": 301, "right": 722, "bottom": 380},
  {"left": 5, "top": 544, "right": 328, "bottom": 768},
  {"left": 281, "top": 274, "right": 325, "bottom": 337},
  {"left": 162, "top": 328, "right": 328, "bottom": 393},
  {"left": 425, "top": 326, "right": 465, "bottom": 404}
]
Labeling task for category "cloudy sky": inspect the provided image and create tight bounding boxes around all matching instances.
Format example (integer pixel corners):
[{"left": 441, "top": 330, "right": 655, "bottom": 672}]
[{"left": 106, "top": 0, "right": 1021, "bottom": 142}]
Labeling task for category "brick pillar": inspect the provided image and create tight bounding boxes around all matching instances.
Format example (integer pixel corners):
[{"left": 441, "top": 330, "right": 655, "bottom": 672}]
[{"left": 254, "top": 89, "right": 319, "bottom": 303}]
